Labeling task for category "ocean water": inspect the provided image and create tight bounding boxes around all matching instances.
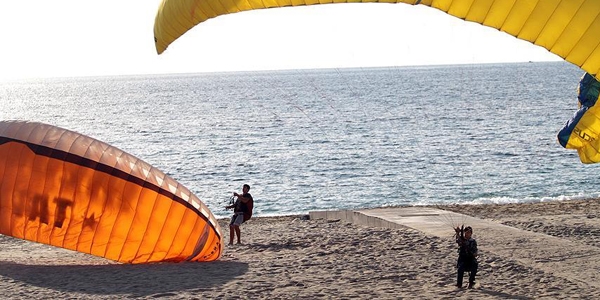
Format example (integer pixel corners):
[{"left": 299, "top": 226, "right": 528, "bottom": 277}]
[{"left": 1, "top": 62, "right": 598, "bottom": 219}]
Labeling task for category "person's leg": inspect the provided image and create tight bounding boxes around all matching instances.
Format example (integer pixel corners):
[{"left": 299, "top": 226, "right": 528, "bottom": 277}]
[
  {"left": 468, "top": 262, "right": 478, "bottom": 288},
  {"left": 457, "top": 263, "right": 464, "bottom": 288},
  {"left": 229, "top": 215, "right": 237, "bottom": 245},
  {"left": 235, "top": 226, "right": 241, "bottom": 244},
  {"left": 232, "top": 213, "right": 244, "bottom": 244}
]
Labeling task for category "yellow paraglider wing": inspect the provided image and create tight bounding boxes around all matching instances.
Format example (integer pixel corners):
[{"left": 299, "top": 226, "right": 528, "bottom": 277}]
[
  {"left": 154, "top": 0, "right": 600, "bottom": 77},
  {"left": 154, "top": 0, "right": 600, "bottom": 164},
  {"left": 0, "top": 121, "right": 222, "bottom": 263}
]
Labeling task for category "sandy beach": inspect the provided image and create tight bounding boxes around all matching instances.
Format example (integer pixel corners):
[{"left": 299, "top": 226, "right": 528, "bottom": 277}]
[{"left": 1, "top": 199, "right": 600, "bottom": 299}]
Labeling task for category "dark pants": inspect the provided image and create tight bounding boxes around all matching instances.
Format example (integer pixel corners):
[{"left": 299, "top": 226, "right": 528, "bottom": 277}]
[{"left": 457, "top": 259, "right": 478, "bottom": 287}]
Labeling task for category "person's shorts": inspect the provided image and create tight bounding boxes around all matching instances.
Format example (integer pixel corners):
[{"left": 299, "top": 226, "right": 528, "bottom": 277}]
[{"left": 230, "top": 212, "right": 244, "bottom": 226}]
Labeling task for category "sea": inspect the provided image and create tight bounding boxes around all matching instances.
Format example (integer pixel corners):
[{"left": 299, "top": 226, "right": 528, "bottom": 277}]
[{"left": 1, "top": 61, "right": 598, "bottom": 219}]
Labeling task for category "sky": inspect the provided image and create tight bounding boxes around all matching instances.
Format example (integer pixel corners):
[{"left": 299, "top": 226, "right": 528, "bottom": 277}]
[{"left": 0, "top": 0, "right": 562, "bottom": 81}]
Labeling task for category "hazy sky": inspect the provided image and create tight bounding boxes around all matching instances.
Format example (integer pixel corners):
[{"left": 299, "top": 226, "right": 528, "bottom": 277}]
[{"left": 0, "top": 0, "right": 561, "bottom": 80}]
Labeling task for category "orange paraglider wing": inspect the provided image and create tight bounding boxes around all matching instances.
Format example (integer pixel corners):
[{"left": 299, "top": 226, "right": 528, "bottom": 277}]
[{"left": 0, "top": 120, "right": 222, "bottom": 263}]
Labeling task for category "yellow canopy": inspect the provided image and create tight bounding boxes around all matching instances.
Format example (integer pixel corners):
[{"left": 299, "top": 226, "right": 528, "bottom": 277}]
[{"left": 154, "top": 0, "right": 600, "bottom": 78}]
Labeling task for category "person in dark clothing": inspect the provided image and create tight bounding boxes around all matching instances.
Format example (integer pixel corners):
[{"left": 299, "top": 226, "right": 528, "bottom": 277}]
[
  {"left": 455, "top": 226, "right": 478, "bottom": 289},
  {"left": 225, "top": 184, "right": 253, "bottom": 245}
]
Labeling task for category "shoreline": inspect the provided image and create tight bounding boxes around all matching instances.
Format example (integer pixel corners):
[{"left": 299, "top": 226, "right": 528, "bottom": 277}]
[{"left": 1, "top": 199, "right": 600, "bottom": 299}]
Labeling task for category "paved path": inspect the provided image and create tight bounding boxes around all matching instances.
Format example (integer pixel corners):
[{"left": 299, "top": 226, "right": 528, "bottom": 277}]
[{"left": 309, "top": 207, "right": 600, "bottom": 288}]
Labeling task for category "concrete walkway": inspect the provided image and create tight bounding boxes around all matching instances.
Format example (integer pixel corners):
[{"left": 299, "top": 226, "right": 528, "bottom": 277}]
[{"left": 309, "top": 207, "right": 600, "bottom": 288}]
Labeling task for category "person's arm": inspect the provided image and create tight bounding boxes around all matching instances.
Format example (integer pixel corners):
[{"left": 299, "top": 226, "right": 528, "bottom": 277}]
[
  {"left": 454, "top": 227, "right": 464, "bottom": 246},
  {"left": 225, "top": 195, "right": 239, "bottom": 210},
  {"left": 456, "top": 238, "right": 465, "bottom": 247},
  {"left": 471, "top": 240, "right": 478, "bottom": 257},
  {"left": 234, "top": 192, "right": 250, "bottom": 203}
]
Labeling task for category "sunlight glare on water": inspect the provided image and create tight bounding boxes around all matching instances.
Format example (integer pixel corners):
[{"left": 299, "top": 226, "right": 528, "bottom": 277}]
[{"left": 1, "top": 62, "right": 598, "bottom": 218}]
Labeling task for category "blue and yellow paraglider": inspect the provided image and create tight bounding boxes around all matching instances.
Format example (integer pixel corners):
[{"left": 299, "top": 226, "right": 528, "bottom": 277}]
[
  {"left": 558, "top": 72, "right": 600, "bottom": 163},
  {"left": 0, "top": 120, "right": 222, "bottom": 263},
  {"left": 153, "top": 0, "right": 600, "bottom": 163}
]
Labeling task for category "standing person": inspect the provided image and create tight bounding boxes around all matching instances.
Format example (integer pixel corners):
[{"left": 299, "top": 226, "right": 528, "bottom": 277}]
[
  {"left": 455, "top": 226, "right": 478, "bottom": 289},
  {"left": 225, "top": 184, "right": 253, "bottom": 245}
]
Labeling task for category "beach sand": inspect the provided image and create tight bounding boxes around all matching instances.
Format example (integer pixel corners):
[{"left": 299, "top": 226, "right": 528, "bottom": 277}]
[{"left": 1, "top": 199, "right": 600, "bottom": 299}]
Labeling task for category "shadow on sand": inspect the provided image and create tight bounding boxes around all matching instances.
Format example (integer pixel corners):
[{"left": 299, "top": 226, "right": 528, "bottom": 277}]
[{"left": 0, "top": 260, "right": 248, "bottom": 297}]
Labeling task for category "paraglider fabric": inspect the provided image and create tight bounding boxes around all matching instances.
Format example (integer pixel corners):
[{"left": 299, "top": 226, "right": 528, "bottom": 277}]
[
  {"left": 154, "top": 0, "right": 600, "bottom": 78},
  {"left": 153, "top": 0, "right": 600, "bottom": 164},
  {"left": 558, "top": 72, "right": 600, "bottom": 163},
  {"left": 0, "top": 121, "right": 222, "bottom": 263}
]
